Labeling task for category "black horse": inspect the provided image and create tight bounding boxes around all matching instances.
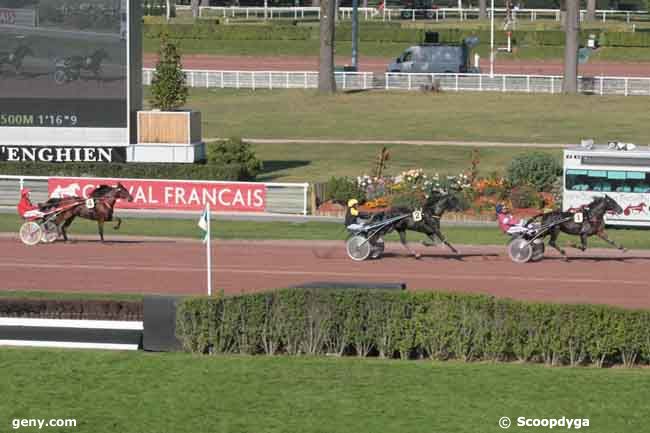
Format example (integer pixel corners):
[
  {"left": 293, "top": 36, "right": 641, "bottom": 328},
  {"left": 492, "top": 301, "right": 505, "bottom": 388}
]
[
  {"left": 55, "top": 183, "right": 133, "bottom": 242},
  {"left": 530, "top": 195, "right": 625, "bottom": 259},
  {"left": 384, "top": 192, "right": 462, "bottom": 259}
]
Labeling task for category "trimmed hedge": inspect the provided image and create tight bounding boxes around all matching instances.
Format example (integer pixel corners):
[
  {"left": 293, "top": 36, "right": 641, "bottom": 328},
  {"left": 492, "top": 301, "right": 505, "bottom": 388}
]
[
  {"left": 0, "top": 298, "right": 143, "bottom": 320},
  {"left": 143, "top": 23, "right": 650, "bottom": 47},
  {"left": 0, "top": 162, "right": 252, "bottom": 181},
  {"left": 176, "top": 289, "right": 650, "bottom": 367}
]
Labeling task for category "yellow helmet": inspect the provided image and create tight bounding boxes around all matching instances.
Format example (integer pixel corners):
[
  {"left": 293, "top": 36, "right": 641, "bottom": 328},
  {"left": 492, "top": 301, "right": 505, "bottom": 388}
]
[{"left": 347, "top": 198, "right": 359, "bottom": 208}]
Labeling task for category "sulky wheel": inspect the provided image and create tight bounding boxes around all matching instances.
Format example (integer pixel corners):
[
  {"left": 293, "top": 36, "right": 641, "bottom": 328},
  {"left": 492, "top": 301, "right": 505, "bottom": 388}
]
[
  {"left": 41, "top": 221, "right": 59, "bottom": 243},
  {"left": 530, "top": 239, "right": 545, "bottom": 262},
  {"left": 19, "top": 221, "right": 43, "bottom": 246},
  {"left": 507, "top": 237, "right": 533, "bottom": 264},
  {"left": 346, "top": 235, "right": 371, "bottom": 261}
]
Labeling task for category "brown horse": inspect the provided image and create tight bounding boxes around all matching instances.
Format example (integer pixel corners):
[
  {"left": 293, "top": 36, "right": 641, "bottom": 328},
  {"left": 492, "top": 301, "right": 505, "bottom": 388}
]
[{"left": 56, "top": 183, "right": 133, "bottom": 242}]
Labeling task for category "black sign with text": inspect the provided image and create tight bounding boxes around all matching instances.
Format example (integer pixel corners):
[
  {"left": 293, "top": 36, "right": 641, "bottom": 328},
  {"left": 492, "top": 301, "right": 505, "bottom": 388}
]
[{"left": 0, "top": 145, "right": 127, "bottom": 163}]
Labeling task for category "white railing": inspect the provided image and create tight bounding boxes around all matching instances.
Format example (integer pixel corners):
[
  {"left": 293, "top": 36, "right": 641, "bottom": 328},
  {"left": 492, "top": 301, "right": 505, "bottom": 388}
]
[
  {"left": 142, "top": 68, "right": 650, "bottom": 96},
  {"left": 175, "top": 5, "right": 648, "bottom": 23},
  {"left": 0, "top": 175, "right": 309, "bottom": 215},
  {"left": 142, "top": 69, "right": 375, "bottom": 91},
  {"left": 385, "top": 73, "right": 650, "bottom": 96}
]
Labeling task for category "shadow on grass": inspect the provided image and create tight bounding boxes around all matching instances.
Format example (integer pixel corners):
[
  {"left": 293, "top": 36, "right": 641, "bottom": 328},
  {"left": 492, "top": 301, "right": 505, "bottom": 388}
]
[{"left": 257, "top": 160, "right": 311, "bottom": 181}]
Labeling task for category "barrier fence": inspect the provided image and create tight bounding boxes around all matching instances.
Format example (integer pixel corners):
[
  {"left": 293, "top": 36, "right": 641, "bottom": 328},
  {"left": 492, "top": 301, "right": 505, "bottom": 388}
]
[
  {"left": 176, "top": 5, "right": 648, "bottom": 23},
  {"left": 142, "top": 68, "right": 650, "bottom": 96},
  {"left": 0, "top": 175, "right": 309, "bottom": 215}
]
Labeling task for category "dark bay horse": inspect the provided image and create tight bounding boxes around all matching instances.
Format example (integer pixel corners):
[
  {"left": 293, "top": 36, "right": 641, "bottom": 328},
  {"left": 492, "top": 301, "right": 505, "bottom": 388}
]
[
  {"left": 56, "top": 183, "right": 133, "bottom": 242},
  {"left": 530, "top": 195, "right": 625, "bottom": 259},
  {"left": 384, "top": 192, "right": 462, "bottom": 259}
]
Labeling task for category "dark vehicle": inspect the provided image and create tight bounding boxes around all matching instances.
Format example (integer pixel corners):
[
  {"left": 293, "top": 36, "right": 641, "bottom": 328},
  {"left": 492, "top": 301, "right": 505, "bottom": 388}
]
[
  {"left": 388, "top": 43, "right": 479, "bottom": 73},
  {"left": 399, "top": 0, "right": 437, "bottom": 19}
]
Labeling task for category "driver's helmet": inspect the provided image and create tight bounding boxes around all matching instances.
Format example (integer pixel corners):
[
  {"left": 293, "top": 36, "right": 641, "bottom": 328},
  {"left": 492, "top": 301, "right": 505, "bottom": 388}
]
[
  {"left": 20, "top": 188, "right": 31, "bottom": 198},
  {"left": 495, "top": 203, "right": 504, "bottom": 215},
  {"left": 347, "top": 198, "right": 359, "bottom": 208}
]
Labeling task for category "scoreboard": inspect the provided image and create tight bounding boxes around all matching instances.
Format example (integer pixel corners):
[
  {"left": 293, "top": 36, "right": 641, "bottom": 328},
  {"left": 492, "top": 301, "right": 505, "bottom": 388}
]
[{"left": 0, "top": 0, "right": 141, "bottom": 162}]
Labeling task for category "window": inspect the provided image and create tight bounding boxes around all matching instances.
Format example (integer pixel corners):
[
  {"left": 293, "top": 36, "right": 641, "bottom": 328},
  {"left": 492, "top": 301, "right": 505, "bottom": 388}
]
[
  {"left": 402, "top": 51, "right": 413, "bottom": 62},
  {"left": 565, "top": 169, "right": 650, "bottom": 193}
]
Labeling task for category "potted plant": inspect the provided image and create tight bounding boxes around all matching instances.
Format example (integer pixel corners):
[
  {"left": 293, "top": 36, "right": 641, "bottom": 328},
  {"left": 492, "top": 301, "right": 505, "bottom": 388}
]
[{"left": 136, "top": 34, "right": 203, "bottom": 162}]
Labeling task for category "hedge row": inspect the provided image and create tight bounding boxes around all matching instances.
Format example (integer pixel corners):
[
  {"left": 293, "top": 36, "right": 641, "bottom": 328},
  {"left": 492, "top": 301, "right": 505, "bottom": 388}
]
[
  {"left": 0, "top": 162, "right": 251, "bottom": 181},
  {"left": 143, "top": 23, "right": 650, "bottom": 47},
  {"left": 0, "top": 299, "right": 143, "bottom": 320},
  {"left": 177, "top": 289, "right": 650, "bottom": 367}
]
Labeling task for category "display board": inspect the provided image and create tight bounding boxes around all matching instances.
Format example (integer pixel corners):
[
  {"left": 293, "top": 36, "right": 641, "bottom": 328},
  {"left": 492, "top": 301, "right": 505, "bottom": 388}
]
[{"left": 0, "top": 0, "right": 135, "bottom": 155}]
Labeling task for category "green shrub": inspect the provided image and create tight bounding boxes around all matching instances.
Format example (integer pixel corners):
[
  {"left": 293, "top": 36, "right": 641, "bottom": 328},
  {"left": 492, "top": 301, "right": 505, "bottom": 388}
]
[
  {"left": 506, "top": 152, "right": 561, "bottom": 192},
  {"left": 150, "top": 34, "right": 188, "bottom": 111},
  {"left": 509, "top": 185, "right": 543, "bottom": 209},
  {"left": 0, "top": 161, "right": 251, "bottom": 181},
  {"left": 206, "top": 137, "right": 262, "bottom": 179},
  {"left": 324, "top": 177, "right": 365, "bottom": 204},
  {"left": 175, "top": 288, "right": 650, "bottom": 367}
]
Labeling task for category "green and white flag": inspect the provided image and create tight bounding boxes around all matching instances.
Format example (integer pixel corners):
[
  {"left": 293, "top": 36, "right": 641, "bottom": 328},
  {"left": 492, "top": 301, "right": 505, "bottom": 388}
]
[{"left": 198, "top": 204, "right": 210, "bottom": 244}]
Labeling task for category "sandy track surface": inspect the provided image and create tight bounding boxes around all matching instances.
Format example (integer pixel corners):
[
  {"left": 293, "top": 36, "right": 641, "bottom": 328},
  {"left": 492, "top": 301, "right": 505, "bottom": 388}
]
[{"left": 2, "top": 237, "right": 649, "bottom": 309}]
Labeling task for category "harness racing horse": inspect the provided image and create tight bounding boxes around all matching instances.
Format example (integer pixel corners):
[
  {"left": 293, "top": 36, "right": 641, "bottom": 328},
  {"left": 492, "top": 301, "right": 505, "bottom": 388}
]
[
  {"left": 532, "top": 195, "right": 625, "bottom": 260},
  {"left": 0, "top": 44, "right": 33, "bottom": 75},
  {"left": 385, "top": 192, "right": 462, "bottom": 259},
  {"left": 56, "top": 183, "right": 133, "bottom": 242},
  {"left": 54, "top": 48, "right": 110, "bottom": 84}
]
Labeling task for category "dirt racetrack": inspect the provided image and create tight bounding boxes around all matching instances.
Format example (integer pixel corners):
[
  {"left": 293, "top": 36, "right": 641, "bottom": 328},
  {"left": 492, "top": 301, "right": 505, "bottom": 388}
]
[
  {"left": 143, "top": 54, "right": 650, "bottom": 76},
  {"left": 1, "top": 236, "right": 649, "bottom": 309}
]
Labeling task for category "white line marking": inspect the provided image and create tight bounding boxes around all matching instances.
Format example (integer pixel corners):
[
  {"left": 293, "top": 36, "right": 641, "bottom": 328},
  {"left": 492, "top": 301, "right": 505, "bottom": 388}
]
[
  {"left": 0, "top": 262, "right": 646, "bottom": 287},
  {"left": 0, "top": 340, "right": 139, "bottom": 351},
  {"left": 0, "top": 318, "right": 143, "bottom": 330}
]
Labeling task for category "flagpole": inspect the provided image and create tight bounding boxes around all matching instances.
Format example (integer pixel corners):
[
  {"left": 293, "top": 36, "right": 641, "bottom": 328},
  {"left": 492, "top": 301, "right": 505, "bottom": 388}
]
[{"left": 206, "top": 203, "right": 212, "bottom": 297}]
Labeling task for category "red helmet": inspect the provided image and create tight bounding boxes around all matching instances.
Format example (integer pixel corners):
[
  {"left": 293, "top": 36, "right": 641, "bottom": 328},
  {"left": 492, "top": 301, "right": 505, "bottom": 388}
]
[{"left": 21, "top": 188, "right": 31, "bottom": 196}]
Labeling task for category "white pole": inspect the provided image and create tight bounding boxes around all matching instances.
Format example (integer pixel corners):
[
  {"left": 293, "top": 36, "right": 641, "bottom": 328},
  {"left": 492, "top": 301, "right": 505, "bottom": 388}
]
[
  {"left": 206, "top": 203, "right": 212, "bottom": 297},
  {"left": 490, "top": 0, "right": 494, "bottom": 77}
]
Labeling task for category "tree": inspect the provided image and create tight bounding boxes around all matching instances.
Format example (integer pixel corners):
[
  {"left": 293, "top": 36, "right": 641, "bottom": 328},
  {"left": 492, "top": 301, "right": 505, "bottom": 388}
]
[
  {"left": 150, "top": 35, "right": 189, "bottom": 111},
  {"left": 562, "top": 0, "right": 579, "bottom": 94},
  {"left": 479, "top": 0, "right": 487, "bottom": 20},
  {"left": 191, "top": 0, "right": 200, "bottom": 19},
  {"left": 318, "top": 0, "right": 336, "bottom": 94},
  {"left": 586, "top": 0, "right": 596, "bottom": 21}
]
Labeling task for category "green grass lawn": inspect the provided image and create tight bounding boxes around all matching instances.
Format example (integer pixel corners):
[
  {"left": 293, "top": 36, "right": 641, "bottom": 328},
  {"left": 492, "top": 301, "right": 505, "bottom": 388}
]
[
  {"left": 1, "top": 348, "right": 649, "bottom": 433},
  {"left": 251, "top": 142, "right": 559, "bottom": 182},
  {"left": 3, "top": 214, "right": 648, "bottom": 249},
  {"left": 176, "top": 89, "right": 650, "bottom": 146}
]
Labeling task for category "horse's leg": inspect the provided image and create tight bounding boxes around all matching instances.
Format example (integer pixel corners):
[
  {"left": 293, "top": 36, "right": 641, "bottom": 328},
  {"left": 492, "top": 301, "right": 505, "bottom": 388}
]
[
  {"left": 398, "top": 229, "right": 420, "bottom": 259},
  {"left": 432, "top": 227, "right": 458, "bottom": 254},
  {"left": 113, "top": 216, "right": 122, "bottom": 230},
  {"left": 548, "top": 228, "right": 568, "bottom": 260},
  {"left": 597, "top": 229, "right": 627, "bottom": 252},
  {"left": 97, "top": 218, "right": 105, "bottom": 242},
  {"left": 61, "top": 216, "right": 75, "bottom": 242},
  {"left": 579, "top": 233, "right": 588, "bottom": 252}
]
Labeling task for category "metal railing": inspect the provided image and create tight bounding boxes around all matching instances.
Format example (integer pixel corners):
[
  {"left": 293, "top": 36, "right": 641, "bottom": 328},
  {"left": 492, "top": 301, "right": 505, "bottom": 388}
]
[
  {"left": 0, "top": 175, "right": 309, "bottom": 215},
  {"left": 176, "top": 5, "right": 648, "bottom": 23},
  {"left": 142, "top": 68, "right": 650, "bottom": 96}
]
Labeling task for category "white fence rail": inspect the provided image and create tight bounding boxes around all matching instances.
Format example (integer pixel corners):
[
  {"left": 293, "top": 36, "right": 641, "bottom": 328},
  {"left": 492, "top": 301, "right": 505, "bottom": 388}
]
[
  {"left": 142, "top": 68, "right": 650, "bottom": 96},
  {"left": 0, "top": 176, "right": 309, "bottom": 215},
  {"left": 142, "top": 69, "right": 374, "bottom": 91},
  {"left": 177, "top": 5, "right": 648, "bottom": 23}
]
